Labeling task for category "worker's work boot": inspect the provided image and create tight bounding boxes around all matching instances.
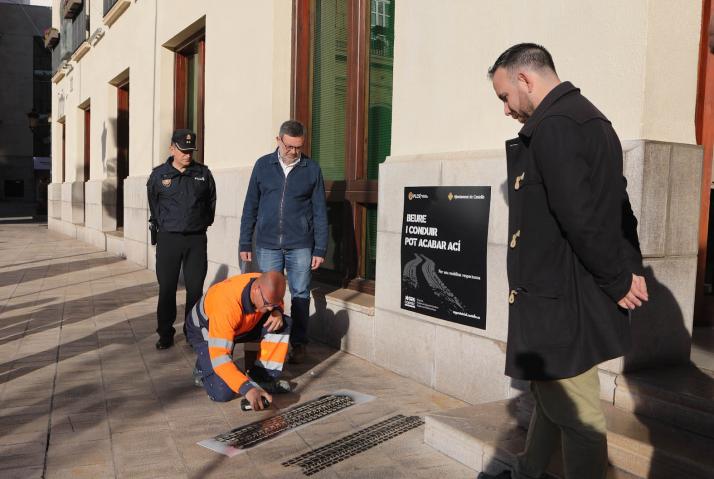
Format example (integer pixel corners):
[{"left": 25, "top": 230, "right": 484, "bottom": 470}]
[
  {"left": 248, "top": 367, "right": 291, "bottom": 394},
  {"left": 192, "top": 367, "right": 204, "bottom": 388},
  {"left": 257, "top": 379, "right": 292, "bottom": 394}
]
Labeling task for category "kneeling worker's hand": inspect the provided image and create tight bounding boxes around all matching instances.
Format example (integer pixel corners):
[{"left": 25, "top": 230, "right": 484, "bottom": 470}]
[
  {"left": 246, "top": 387, "right": 272, "bottom": 411},
  {"left": 264, "top": 310, "right": 284, "bottom": 332}
]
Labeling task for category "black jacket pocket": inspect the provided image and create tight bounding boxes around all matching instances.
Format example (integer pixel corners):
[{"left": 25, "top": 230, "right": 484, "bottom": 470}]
[{"left": 515, "top": 289, "right": 576, "bottom": 349}]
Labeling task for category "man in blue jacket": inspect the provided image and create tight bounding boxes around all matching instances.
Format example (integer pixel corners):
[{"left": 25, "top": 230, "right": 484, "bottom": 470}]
[{"left": 239, "top": 120, "right": 328, "bottom": 363}]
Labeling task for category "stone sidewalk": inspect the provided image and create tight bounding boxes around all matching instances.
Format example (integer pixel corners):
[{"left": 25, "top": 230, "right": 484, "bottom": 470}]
[{"left": 0, "top": 223, "right": 475, "bottom": 479}]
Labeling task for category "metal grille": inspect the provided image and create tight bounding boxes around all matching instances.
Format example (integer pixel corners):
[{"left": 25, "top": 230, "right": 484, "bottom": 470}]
[
  {"left": 213, "top": 394, "right": 355, "bottom": 449},
  {"left": 282, "top": 414, "right": 424, "bottom": 476}
]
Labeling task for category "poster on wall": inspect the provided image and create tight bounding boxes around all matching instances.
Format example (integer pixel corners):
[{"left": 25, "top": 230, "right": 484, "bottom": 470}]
[{"left": 401, "top": 186, "right": 491, "bottom": 329}]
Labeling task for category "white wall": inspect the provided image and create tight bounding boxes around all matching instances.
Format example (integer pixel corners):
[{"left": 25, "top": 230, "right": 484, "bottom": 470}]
[
  {"left": 391, "top": 0, "right": 702, "bottom": 157},
  {"left": 51, "top": 0, "right": 293, "bottom": 184}
]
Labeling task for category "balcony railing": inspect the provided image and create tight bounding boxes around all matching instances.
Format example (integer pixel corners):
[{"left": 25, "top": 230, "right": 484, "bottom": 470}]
[
  {"left": 51, "top": 42, "right": 65, "bottom": 73},
  {"left": 53, "top": 5, "right": 88, "bottom": 74},
  {"left": 68, "top": 6, "right": 89, "bottom": 54}
]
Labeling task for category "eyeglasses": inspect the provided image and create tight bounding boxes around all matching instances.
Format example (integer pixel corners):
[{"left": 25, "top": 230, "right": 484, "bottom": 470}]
[
  {"left": 259, "top": 287, "right": 281, "bottom": 310},
  {"left": 279, "top": 137, "right": 303, "bottom": 152}
]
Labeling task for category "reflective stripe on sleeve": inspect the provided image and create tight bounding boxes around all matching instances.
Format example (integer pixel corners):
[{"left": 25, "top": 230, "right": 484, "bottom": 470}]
[
  {"left": 211, "top": 354, "right": 232, "bottom": 368},
  {"left": 208, "top": 337, "right": 234, "bottom": 350}
]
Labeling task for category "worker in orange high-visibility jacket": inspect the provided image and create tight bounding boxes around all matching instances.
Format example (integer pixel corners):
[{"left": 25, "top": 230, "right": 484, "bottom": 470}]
[{"left": 186, "top": 271, "right": 291, "bottom": 410}]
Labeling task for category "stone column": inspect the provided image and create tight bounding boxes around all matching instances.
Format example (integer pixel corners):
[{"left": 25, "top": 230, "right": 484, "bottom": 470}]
[
  {"left": 612, "top": 141, "right": 703, "bottom": 373},
  {"left": 372, "top": 140, "right": 703, "bottom": 405},
  {"left": 123, "top": 175, "right": 149, "bottom": 267}
]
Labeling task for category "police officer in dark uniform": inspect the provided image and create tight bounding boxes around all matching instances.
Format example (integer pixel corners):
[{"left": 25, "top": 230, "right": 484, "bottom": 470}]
[{"left": 147, "top": 129, "right": 216, "bottom": 350}]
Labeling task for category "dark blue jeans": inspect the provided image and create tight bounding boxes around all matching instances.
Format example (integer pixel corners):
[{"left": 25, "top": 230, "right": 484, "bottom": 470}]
[{"left": 256, "top": 247, "right": 311, "bottom": 345}]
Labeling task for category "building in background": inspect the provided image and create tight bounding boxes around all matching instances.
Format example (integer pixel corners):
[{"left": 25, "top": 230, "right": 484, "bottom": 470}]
[
  {"left": 0, "top": 0, "right": 51, "bottom": 218},
  {"left": 48, "top": 1, "right": 714, "bottom": 475}
]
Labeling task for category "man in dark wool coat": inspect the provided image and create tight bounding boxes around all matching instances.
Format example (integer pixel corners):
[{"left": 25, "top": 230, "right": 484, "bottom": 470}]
[{"left": 482, "top": 44, "right": 649, "bottom": 479}]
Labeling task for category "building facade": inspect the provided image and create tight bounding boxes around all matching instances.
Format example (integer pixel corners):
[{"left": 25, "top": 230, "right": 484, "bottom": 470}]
[
  {"left": 49, "top": 0, "right": 711, "bottom": 406},
  {"left": 0, "top": 0, "right": 51, "bottom": 217}
]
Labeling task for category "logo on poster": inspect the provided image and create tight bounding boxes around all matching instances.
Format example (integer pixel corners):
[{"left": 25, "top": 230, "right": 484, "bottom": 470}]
[
  {"left": 408, "top": 192, "right": 429, "bottom": 200},
  {"left": 404, "top": 295, "right": 416, "bottom": 307}
]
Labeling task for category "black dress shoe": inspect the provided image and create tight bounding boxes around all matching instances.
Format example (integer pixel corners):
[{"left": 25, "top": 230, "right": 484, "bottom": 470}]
[
  {"left": 477, "top": 471, "right": 512, "bottom": 479},
  {"left": 155, "top": 337, "right": 174, "bottom": 350}
]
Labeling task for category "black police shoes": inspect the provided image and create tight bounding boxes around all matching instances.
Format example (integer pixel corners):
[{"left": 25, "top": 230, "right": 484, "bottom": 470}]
[{"left": 155, "top": 336, "right": 174, "bottom": 350}]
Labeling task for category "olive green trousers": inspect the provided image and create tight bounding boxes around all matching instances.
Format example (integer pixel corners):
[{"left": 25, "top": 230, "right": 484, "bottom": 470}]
[{"left": 514, "top": 366, "right": 608, "bottom": 479}]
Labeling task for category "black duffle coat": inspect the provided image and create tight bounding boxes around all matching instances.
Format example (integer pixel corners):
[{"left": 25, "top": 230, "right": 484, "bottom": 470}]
[{"left": 504, "top": 81, "right": 643, "bottom": 381}]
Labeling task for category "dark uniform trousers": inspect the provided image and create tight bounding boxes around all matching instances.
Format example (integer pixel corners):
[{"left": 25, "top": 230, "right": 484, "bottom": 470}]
[{"left": 155, "top": 231, "right": 207, "bottom": 340}]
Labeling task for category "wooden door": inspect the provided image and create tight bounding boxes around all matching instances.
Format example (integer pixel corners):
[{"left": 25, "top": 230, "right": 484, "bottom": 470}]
[
  {"left": 695, "top": 0, "right": 714, "bottom": 325},
  {"left": 83, "top": 107, "right": 90, "bottom": 224},
  {"left": 117, "top": 82, "right": 129, "bottom": 229}
]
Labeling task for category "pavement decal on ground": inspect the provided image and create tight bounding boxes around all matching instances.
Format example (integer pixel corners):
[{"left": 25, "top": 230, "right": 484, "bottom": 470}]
[
  {"left": 283, "top": 414, "right": 425, "bottom": 476},
  {"left": 199, "top": 390, "right": 374, "bottom": 456}
]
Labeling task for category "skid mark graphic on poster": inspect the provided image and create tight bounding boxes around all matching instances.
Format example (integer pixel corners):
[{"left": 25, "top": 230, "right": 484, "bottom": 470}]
[{"left": 401, "top": 187, "right": 490, "bottom": 329}]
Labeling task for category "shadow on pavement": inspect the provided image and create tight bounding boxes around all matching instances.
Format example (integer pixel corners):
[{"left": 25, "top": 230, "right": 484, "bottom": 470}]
[
  {"left": 0, "top": 256, "right": 126, "bottom": 288},
  {"left": 0, "top": 281, "right": 158, "bottom": 377}
]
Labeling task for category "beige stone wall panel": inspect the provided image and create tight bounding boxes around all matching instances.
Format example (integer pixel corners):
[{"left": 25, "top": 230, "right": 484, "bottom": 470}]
[
  {"left": 310, "top": 292, "right": 376, "bottom": 363},
  {"left": 635, "top": 142, "right": 670, "bottom": 257},
  {"left": 48, "top": 183, "right": 62, "bottom": 219},
  {"left": 433, "top": 327, "right": 510, "bottom": 404},
  {"left": 374, "top": 308, "right": 436, "bottom": 387},
  {"left": 391, "top": 0, "right": 699, "bottom": 157},
  {"left": 666, "top": 144, "right": 703, "bottom": 257}
]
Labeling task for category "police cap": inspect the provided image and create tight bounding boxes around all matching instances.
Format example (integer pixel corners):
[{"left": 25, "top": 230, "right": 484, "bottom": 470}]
[{"left": 172, "top": 129, "right": 197, "bottom": 151}]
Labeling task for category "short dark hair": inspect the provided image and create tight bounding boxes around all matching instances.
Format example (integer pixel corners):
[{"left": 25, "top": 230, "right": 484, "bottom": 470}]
[
  {"left": 279, "top": 120, "right": 305, "bottom": 138},
  {"left": 487, "top": 43, "right": 556, "bottom": 78}
]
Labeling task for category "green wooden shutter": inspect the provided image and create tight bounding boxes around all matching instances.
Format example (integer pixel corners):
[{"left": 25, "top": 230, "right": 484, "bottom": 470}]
[{"left": 311, "top": 0, "right": 347, "bottom": 181}]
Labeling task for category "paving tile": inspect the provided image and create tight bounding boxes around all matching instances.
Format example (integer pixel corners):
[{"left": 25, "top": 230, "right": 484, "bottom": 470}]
[
  {"left": 0, "top": 466, "right": 44, "bottom": 479},
  {"left": 116, "top": 462, "right": 188, "bottom": 479},
  {"left": 46, "top": 438, "right": 113, "bottom": 470},
  {"left": 49, "top": 413, "right": 110, "bottom": 444},
  {"left": 185, "top": 455, "right": 260, "bottom": 479},
  {"left": 45, "top": 463, "right": 116, "bottom": 479},
  {"left": 331, "top": 451, "right": 409, "bottom": 478},
  {"left": 0, "top": 431, "right": 46, "bottom": 448},
  {"left": 0, "top": 404, "right": 51, "bottom": 419},
  {"left": 0, "top": 410, "right": 49, "bottom": 435},
  {"left": 0, "top": 440, "right": 47, "bottom": 470}
]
